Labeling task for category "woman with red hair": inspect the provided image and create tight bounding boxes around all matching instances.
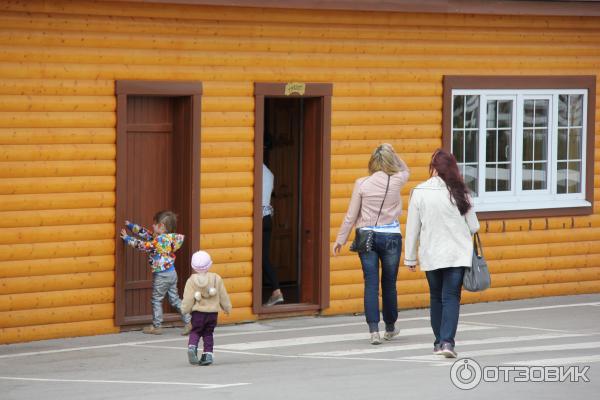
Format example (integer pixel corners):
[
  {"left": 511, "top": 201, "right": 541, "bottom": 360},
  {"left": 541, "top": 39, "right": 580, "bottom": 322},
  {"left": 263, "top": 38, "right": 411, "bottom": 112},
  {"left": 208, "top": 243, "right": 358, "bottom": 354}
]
[{"left": 404, "top": 149, "right": 480, "bottom": 358}]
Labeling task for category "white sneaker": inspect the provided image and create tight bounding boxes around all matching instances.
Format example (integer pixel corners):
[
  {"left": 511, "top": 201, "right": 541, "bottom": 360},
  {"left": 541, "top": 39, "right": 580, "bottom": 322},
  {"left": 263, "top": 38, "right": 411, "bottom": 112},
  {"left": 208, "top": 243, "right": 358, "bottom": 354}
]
[
  {"left": 383, "top": 327, "right": 400, "bottom": 341},
  {"left": 370, "top": 332, "right": 382, "bottom": 345}
]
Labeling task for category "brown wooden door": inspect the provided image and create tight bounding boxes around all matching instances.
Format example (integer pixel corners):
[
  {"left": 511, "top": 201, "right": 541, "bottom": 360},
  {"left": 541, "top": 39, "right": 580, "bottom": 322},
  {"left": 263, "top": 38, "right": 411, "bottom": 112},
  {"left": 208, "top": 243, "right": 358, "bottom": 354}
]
[{"left": 118, "top": 96, "right": 193, "bottom": 326}]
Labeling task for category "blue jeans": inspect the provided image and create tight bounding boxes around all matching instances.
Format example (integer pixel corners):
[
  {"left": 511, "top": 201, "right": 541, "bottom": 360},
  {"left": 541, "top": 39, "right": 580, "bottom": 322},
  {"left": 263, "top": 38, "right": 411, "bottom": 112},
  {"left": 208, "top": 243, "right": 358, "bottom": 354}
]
[
  {"left": 425, "top": 267, "right": 465, "bottom": 346},
  {"left": 358, "top": 232, "right": 402, "bottom": 333},
  {"left": 152, "top": 270, "right": 191, "bottom": 327}
]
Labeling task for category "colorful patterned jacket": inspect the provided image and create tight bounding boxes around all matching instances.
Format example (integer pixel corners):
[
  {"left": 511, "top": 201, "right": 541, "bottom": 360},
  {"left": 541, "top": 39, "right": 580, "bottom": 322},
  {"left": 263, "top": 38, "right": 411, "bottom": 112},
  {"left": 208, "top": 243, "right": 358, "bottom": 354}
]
[{"left": 122, "top": 222, "right": 185, "bottom": 273}]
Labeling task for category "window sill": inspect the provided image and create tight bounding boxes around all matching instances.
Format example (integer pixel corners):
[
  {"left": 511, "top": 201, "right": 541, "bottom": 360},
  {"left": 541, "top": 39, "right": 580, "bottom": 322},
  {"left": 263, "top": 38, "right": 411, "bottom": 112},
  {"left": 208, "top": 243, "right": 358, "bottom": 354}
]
[{"left": 473, "top": 199, "right": 592, "bottom": 220}]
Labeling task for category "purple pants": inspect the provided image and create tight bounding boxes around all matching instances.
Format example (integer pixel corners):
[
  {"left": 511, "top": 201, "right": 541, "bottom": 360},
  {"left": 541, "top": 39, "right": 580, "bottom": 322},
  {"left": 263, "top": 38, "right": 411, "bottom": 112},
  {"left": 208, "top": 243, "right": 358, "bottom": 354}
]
[{"left": 188, "top": 311, "right": 219, "bottom": 352}]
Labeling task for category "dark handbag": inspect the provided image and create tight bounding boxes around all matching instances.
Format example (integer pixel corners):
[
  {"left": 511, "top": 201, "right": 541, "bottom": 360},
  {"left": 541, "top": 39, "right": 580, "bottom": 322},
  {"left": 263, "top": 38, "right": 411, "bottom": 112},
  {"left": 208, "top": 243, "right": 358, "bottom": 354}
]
[
  {"left": 463, "top": 233, "right": 491, "bottom": 292},
  {"left": 350, "top": 175, "right": 390, "bottom": 253}
]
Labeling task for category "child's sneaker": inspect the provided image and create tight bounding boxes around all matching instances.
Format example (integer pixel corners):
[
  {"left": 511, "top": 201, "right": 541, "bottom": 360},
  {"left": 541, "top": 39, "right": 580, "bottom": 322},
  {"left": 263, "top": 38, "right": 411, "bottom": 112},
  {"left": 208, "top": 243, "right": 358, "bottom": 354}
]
[
  {"left": 187, "top": 346, "right": 199, "bottom": 365},
  {"left": 142, "top": 325, "right": 162, "bottom": 335},
  {"left": 181, "top": 323, "right": 192, "bottom": 336},
  {"left": 200, "top": 352, "right": 214, "bottom": 366}
]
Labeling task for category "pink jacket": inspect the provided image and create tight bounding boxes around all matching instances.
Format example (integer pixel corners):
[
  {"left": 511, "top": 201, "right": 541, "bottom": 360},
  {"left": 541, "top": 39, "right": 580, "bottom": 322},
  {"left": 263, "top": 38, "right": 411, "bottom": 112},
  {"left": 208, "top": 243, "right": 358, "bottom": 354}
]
[{"left": 336, "top": 167, "right": 410, "bottom": 246}]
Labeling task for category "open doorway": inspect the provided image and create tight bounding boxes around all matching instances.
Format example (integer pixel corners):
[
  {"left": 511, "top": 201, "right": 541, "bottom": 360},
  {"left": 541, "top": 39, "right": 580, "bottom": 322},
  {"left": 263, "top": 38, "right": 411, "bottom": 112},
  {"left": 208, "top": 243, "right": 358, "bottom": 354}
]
[{"left": 253, "top": 83, "right": 332, "bottom": 315}]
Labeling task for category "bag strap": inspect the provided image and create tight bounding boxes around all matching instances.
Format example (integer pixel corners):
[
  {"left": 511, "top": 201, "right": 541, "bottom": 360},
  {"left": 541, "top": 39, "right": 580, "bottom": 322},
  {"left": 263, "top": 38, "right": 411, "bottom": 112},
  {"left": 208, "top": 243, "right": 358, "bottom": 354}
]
[
  {"left": 473, "top": 232, "right": 483, "bottom": 257},
  {"left": 375, "top": 175, "right": 391, "bottom": 226}
]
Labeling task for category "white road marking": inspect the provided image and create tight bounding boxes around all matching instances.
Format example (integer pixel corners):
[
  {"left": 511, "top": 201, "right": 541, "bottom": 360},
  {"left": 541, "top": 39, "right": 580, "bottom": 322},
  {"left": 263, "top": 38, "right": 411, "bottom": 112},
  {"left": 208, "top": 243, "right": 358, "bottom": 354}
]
[
  {"left": 303, "top": 333, "right": 593, "bottom": 357},
  {"left": 215, "top": 325, "right": 494, "bottom": 351},
  {"left": 0, "top": 376, "right": 250, "bottom": 389},
  {"left": 457, "top": 320, "right": 579, "bottom": 334},
  {"left": 408, "top": 341, "right": 600, "bottom": 361},
  {"left": 508, "top": 354, "right": 600, "bottom": 366},
  {"left": 1, "top": 301, "right": 597, "bottom": 360}
]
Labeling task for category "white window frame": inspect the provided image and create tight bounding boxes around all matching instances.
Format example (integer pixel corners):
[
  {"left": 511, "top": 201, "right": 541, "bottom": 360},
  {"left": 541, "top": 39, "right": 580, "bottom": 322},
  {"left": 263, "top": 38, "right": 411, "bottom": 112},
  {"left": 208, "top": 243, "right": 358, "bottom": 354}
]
[{"left": 451, "top": 89, "right": 589, "bottom": 213}]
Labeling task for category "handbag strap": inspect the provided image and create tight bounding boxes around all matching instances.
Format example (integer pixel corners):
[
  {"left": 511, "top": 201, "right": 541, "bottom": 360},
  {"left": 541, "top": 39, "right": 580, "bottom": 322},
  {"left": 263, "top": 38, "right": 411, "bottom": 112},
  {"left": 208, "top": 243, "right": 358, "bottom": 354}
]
[
  {"left": 375, "top": 175, "right": 391, "bottom": 226},
  {"left": 473, "top": 232, "right": 483, "bottom": 257}
]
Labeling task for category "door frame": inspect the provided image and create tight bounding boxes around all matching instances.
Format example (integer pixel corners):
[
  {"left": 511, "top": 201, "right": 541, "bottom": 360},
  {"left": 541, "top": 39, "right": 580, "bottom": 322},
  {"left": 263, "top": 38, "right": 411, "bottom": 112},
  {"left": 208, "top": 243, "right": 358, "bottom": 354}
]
[
  {"left": 115, "top": 80, "right": 202, "bottom": 326},
  {"left": 253, "top": 82, "right": 332, "bottom": 315}
]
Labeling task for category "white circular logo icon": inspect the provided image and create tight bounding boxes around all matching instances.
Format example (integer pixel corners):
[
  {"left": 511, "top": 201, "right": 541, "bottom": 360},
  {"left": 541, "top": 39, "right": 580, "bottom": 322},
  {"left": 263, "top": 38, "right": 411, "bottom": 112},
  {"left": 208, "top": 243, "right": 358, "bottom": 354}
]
[{"left": 450, "top": 358, "right": 482, "bottom": 390}]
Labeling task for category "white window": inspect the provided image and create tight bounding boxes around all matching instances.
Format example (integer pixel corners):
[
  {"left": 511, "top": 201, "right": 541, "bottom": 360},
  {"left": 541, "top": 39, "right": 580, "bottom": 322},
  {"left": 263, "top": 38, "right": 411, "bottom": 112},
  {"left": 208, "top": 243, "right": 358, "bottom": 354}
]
[{"left": 451, "top": 90, "right": 589, "bottom": 212}]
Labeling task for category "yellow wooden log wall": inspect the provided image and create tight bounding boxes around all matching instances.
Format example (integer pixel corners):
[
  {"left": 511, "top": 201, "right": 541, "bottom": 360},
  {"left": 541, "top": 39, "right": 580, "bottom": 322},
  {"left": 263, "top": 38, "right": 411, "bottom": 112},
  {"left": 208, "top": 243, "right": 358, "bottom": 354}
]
[{"left": 0, "top": 0, "right": 599, "bottom": 343}]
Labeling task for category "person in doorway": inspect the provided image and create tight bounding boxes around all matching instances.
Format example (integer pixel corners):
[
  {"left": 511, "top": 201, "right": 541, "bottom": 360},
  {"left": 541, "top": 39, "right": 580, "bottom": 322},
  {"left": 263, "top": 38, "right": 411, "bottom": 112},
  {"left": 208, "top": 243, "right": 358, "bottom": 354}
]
[
  {"left": 181, "top": 250, "right": 232, "bottom": 366},
  {"left": 404, "top": 149, "right": 480, "bottom": 358},
  {"left": 262, "top": 162, "right": 284, "bottom": 306},
  {"left": 120, "top": 210, "right": 192, "bottom": 335},
  {"left": 333, "top": 143, "right": 410, "bottom": 345}
]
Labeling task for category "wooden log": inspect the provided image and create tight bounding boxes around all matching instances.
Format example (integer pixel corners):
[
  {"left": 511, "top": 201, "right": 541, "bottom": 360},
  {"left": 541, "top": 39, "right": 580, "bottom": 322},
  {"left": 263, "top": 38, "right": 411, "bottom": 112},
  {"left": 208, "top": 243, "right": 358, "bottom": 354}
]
[
  {"left": 222, "top": 276, "right": 252, "bottom": 294},
  {"left": 0, "top": 128, "right": 115, "bottom": 144},
  {"left": 0, "top": 271, "right": 114, "bottom": 295},
  {"left": 0, "top": 223, "right": 114, "bottom": 245},
  {"left": 0, "top": 176, "right": 115, "bottom": 195},
  {"left": 0, "top": 192, "right": 115, "bottom": 211},
  {"left": 201, "top": 111, "right": 253, "bottom": 127},
  {"left": 201, "top": 187, "right": 252, "bottom": 203},
  {"left": 333, "top": 111, "right": 441, "bottom": 126},
  {"left": 0, "top": 287, "right": 114, "bottom": 312},
  {"left": 485, "top": 240, "right": 600, "bottom": 260},
  {"left": 200, "top": 217, "right": 253, "bottom": 234},
  {"left": 0, "top": 318, "right": 118, "bottom": 344},
  {"left": 333, "top": 97, "right": 441, "bottom": 111},
  {"left": 210, "top": 261, "right": 252, "bottom": 279},
  {"left": 332, "top": 139, "right": 440, "bottom": 155},
  {"left": 490, "top": 267, "right": 600, "bottom": 288},
  {"left": 464, "top": 280, "right": 600, "bottom": 304},
  {"left": 0, "top": 255, "right": 114, "bottom": 278},
  {"left": 331, "top": 167, "right": 429, "bottom": 184},
  {"left": 480, "top": 227, "right": 600, "bottom": 247},
  {"left": 199, "top": 232, "right": 252, "bottom": 250},
  {"left": 201, "top": 126, "right": 253, "bottom": 142},
  {"left": 202, "top": 97, "right": 253, "bottom": 112},
  {"left": 488, "top": 254, "right": 600, "bottom": 274},
  {"left": 0, "top": 144, "right": 115, "bottom": 161},
  {"left": 0, "top": 303, "right": 114, "bottom": 329},
  {"left": 200, "top": 172, "right": 253, "bottom": 188},
  {"left": 332, "top": 153, "right": 431, "bottom": 169},
  {"left": 0, "top": 78, "right": 114, "bottom": 96},
  {"left": 332, "top": 124, "right": 441, "bottom": 140},
  {"left": 201, "top": 157, "right": 253, "bottom": 173},
  {"left": 200, "top": 203, "right": 253, "bottom": 219},
  {"left": 0, "top": 160, "right": 115, "bottom": 178},
  {"left": 209, "top": 247, "right": 252, "bottom": 264},
  {"left": 218, "top": 306, "right": 256, "bottom": 325},
  {"left": 229, "top": 292, "right": 252, "bottom": 308},
  {"left": 202, "top": 82, "right": 253, "bottom": 97},
  {"left": 0, "top": 111, "right": 114, "bottom": 128},
  {"left": 0, "top": 239, "right": 115, "bottom": 262},
  {"left": 0, "top": 208, "right": 114, "bottom": 228},
  {"left": 0, "top": 95, "right": 115, "bottom": 112},
  {"left": 201, "top": 142, "right": 252, "bottom": 158}
]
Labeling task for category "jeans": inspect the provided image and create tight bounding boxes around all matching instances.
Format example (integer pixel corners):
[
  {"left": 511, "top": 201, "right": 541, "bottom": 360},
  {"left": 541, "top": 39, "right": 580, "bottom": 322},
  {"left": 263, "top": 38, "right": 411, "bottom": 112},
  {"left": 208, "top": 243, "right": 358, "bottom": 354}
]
[
  {"left": 262, "top": 215, "right": 280, "bottom": 290},
  {"left": 358, "top": 232, "right": 402, "bottom": 333},
  {"left": 188, "top": 311, "right": 219, "bottom": 353},
  {"left": 425, "top": 267, "right": 465, "bottom": 346},
  {"left": 151, "top": 270, "right": 191, "bottom": 327}
]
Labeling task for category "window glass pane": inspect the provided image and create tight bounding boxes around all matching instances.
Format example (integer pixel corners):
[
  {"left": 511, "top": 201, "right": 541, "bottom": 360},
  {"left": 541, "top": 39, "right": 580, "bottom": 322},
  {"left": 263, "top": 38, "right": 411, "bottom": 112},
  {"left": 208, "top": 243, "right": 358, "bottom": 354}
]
[
  {"left": 497, "top": 100, "right": 512, "bottom": 128},
  {"left": 522, "top": 163, "right": 533, "bottom": 190},
  {"left": 557, "top": 162, "right": 568, "bottom": 194},
  {"left": 486, "top": 130, "right": 497, "bottom": 162},
  {"left": 497, "top": 164, "right": 511, "bottom": 191},
  {"left": 498, "top": 130, "right": 511, "bottom": 162},
  {"left": 486, "top": 100, "right": 496, "bottom": 129},
  {"left": 533, "top": 162, "right": 547, "bottom": 190},
  {"left": 524, "top": 100, "right": 534, "bottom": 128},
  {"left": 534, "top": 100, "right": 549, "bottom": 127},
  {"left": 464, "top": 164, "right": 478, "bottom": 196},
  {"left": 558, "top": 95, "right": 568, "bottom": 127},
  {"left": 452, "top": 130, "right": 464, "bottom": 163},
  {"left": 567, "top": 161, "right": 581, "bottom": 193},
  {"left": 464, "top": 95, "right": 479, "bottom": 129},
  {"left": 465, "top": 131, "right": 478, "bottom": 163},
  {"left": 485, "top": 165, "right": 496, "bottom": 192},
  {"left": 569, "top": 95, "right": 584, "bottom": 126},
  {"left": 453, "top": 95, "right": 464, "bottom": 129},
  {"left": 534, "top": 129, "right": 548, "bottom": 162},
  {"left": 569, "top": 128, "right": 582, "bottom": 159},
  {"left": 523, "top": 129, "right": 533, "bottom": 162},
  {"left": 557, "top": 128, "right": 568, "bottom": 160}
]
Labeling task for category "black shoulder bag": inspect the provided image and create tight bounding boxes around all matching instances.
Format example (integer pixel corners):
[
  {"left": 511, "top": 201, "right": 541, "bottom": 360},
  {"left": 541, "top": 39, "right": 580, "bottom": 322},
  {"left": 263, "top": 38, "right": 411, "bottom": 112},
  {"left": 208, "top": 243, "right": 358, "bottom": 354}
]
[{"left": 350, "top": 175, "right": 390, "bottom": 253}]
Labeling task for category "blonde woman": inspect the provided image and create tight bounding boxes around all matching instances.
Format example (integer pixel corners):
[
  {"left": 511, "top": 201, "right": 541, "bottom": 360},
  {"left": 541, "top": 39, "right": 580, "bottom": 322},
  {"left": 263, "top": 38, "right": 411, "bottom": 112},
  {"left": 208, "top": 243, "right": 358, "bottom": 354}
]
[{"left": 333, "top": 144, "right": 410, "bottom": 345}]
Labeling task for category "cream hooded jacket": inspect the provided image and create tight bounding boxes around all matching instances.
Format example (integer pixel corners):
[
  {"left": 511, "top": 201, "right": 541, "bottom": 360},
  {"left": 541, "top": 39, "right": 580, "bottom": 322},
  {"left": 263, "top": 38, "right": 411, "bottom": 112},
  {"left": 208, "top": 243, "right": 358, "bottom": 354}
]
[
  {"left": 404, "top": 177, "right": 480, "bottom": 271},
  {"left": 181, "top": 272, "right": 232, "bottom": 314}
]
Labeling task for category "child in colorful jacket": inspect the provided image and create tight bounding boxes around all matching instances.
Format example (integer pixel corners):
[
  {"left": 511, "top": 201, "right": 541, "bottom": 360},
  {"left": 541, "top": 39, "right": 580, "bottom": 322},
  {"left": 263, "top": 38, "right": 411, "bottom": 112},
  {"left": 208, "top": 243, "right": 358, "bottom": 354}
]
[{"left": 120, "top": 210, "right": 192, "bottom": 335}]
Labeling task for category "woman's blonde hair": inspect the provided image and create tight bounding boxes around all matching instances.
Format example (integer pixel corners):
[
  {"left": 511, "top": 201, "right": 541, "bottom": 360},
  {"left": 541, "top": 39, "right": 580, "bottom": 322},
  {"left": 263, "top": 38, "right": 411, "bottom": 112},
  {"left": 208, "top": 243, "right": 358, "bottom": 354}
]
[{"left": 368, "top": 143, "right": 402, "bottom": 175}]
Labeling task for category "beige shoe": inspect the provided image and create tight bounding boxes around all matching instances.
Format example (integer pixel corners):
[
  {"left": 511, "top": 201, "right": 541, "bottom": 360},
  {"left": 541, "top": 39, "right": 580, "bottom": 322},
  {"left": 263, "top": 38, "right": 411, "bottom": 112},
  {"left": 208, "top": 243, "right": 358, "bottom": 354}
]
[
  {"left": 181, "top": 322, "right": 192, "bottom": 336},
  {"left": 142, "top": 325, "right": 163, "bottom": 335},
  {"left": 370, "top": 332, "right": 382, "bottom": 345}
]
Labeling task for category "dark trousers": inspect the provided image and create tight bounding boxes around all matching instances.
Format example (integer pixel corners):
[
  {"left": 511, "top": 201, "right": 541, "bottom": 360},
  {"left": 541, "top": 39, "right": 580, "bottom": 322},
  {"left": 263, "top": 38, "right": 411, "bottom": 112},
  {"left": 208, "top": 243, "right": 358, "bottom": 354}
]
[
  {"left": 188, "top": 311, "right": 219, "bottom": 353},
  {"left": 425, "top": 267, "right": 465, "bottom": 346},
  {"left": 262, "top": 215, "right": 280, "bottom": 291},
  {"left": 358, "top": 232, "right": 402, "bottom": 333}
]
